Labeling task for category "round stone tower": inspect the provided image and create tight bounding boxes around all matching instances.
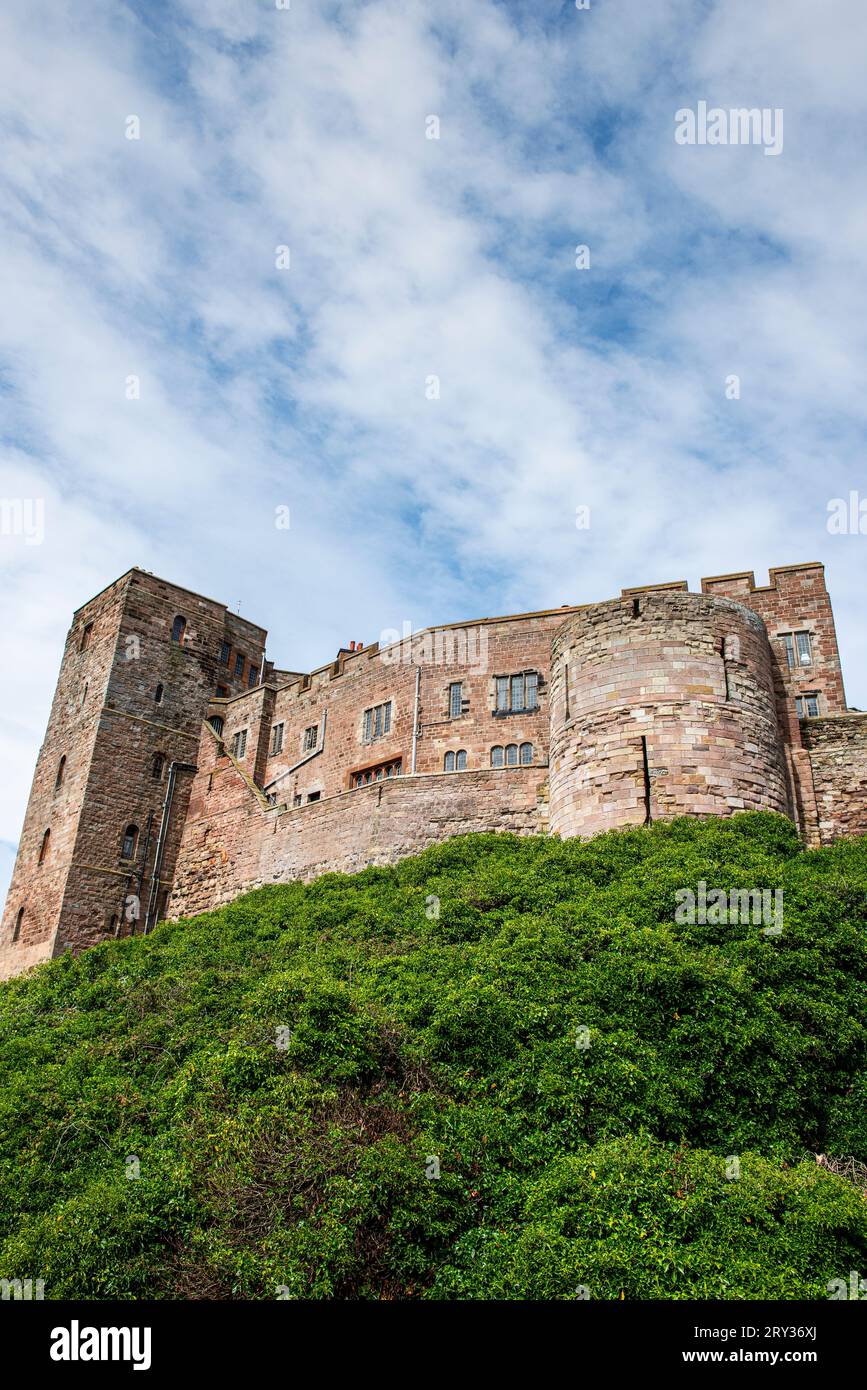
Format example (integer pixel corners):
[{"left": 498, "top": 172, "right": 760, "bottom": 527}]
[{"left": 548, "top": 589, "right": 791, "bottom": 839}]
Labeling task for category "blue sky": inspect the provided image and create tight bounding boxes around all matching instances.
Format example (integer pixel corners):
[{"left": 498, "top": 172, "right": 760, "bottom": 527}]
[{"left": 1, "top": 0, "right": 866, "bottom": 910}]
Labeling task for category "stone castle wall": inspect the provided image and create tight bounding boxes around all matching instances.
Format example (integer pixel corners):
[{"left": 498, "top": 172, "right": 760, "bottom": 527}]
[
  {"left": 548, "top": 591, "right": 790, "bottom": 839},
  {"left": 209, "top": 607, "right": 569, "bottom": 810},
  {"left": 0, "top": 569, "right": 267, "bottom": 978},
  {"left": 2, "top": 561, "right": 865, "bottom": 979},
  {"left": 0, "top": 573, "right": 127, "bottom": 980},
  {"left": 800, "top": 714, "right": 867, "bottom": 844},
  {"left": 167, "top": 721, "right": 546, "bottom": 920},
  {"left": 701, "top": 563, "right": 849, "bottom": 842}
]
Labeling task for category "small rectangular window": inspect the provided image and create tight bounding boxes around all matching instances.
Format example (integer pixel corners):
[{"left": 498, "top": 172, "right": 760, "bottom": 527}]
[
  {"left": 247, "top": 665, "right": 257, "bottom": 689},
  {"left": 220, "top": 641, "right": 231, "bottom": 666},
  {"left": 293, "top": 793, "right": 302, "bottom": 807},
  {"left": 496, "top": 672, "right": 539, "bottom": 713},
  {"left": 234, "top": 653, "right": 244, "bottom": 677},
  {"left": 795, "top": 694, "right": 819, "bottom": 718},
  {"left": 303, "top": 724, "right": 318, "bottom": 751},
  {"left": 362, "top": 701, "right": 391, "bottom": 742},
  {"left": 783, "top": 632, "right": 813, "bottom": 669},
  {"left": 449, "top": 682, "right": 463, "bottom": 718},
  {"left": 795, "top": 632, "right": 813, "bottom": 666},
  {"left": 307, "top": 790, "right": 321, "bottom": 803},
  {"left": 231, "top": 729, "right": 248, "bottom": 758},
  {"left": 270, "top": 723, "right": 284, "bottom": 755}
]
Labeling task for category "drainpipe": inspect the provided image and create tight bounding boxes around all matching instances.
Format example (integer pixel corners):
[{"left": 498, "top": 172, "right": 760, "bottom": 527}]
[
  {"left": 144, "top": 760, "right": 197, "bottom": 933},
  {"left": 137, "top": 811, "right": 154, "bottom": 905},
  {"left": 411, "top": 665, "right": 420, "bottom": 773},
  {"left": 130, "top": 809, "right": 154, "bottom": 935}
]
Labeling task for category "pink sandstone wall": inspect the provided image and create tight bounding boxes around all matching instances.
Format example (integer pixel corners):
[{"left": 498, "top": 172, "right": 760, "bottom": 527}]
[
  {"left": 167, "top": 742, "right": 547, "bottom": 920},
  {"left": 548, "top": 590, "right": 790, "bottom": 839},
  {"left": 800, "top": 713, "right": 867, "bottom": 844},
  {"left": 2, "top": 561, "right": 864, "bottom": 978},
  {"left": 0, "top": 569, "right": 267, "bottom": 979},
  {"left": 702, "top": 563, "right": 847, "bottom": 842},
  {"left": 167, "top": 609, "right": 565, "bottom": 918}
]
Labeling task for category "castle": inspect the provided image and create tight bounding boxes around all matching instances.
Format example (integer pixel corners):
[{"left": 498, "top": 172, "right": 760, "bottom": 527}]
[{"left": 2, "top": 562, "right": 866, "bottom": 980}]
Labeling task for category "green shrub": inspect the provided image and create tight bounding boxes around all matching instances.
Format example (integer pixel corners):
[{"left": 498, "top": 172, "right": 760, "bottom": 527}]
[{"left": 1, "top": 812, "right": 866, "bottom": 1298}]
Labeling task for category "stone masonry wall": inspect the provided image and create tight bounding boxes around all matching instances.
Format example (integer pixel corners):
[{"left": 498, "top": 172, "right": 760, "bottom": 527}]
[
  {"left": 0, "top": 574, "right": 127, "bottom": 979},
  {"left": 2, "top": 562, "right": 863, "bottom": 979},
  {"left": 548, "top": 590, "right": 790, "bottom": 839},
  {"left": 702, "top": 563, "right": 846, "bottom": 841},
  {"left": 212, "top": 608, "right": 574, "bottom": 809},
  {"left": 0, "top": 569, "right": 267, "bottom": 978},
  {"left": 801, "top": 714, "right": 867, "bottom": 844},
  {"left": 167, "top": 608, "right": 567, "bottom": 918},
  {"left": 168, "top": 743, "right": 546, "bottom": 920}
]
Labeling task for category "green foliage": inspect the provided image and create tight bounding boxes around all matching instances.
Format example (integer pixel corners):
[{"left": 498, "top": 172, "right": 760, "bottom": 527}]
[{"left": 1, "top": 812, "right": 866, "bottom": 1299}]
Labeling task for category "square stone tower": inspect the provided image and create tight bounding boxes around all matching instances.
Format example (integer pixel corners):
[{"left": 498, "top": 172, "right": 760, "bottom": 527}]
[{"left": 0, "top": 569, "right": 267, "bottom": 978}]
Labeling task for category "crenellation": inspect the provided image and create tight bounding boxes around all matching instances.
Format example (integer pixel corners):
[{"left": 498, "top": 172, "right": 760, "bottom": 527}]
[{"left": 1, "top": 561, "right": 865, "bottom": 979}]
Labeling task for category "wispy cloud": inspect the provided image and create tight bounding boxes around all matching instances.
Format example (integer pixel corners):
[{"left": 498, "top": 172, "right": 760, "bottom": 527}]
[{"left": 1, "top": 0, "right": 866, "bottom": 894}]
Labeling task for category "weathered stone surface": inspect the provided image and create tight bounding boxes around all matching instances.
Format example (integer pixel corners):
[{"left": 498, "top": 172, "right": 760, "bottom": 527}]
[
  {"left": 0, "top": 570, "right": 266, "bottom": 979},
  {"left": 800, "top": 714, "right": 867, "bottom": 842},
  {"left": 2, "top": 560, "right": 863, "bottom": 980},
  {"left": 167, "top": 764, "right": 546, "bottom": 920},
  {"left": 548, "top": 592, "right": 790, "bottom": 838}
]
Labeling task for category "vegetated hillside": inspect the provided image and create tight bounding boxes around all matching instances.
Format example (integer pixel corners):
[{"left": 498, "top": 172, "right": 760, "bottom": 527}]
[{"left": 1, "top": 812, "right": 866, "bottom": 1301}]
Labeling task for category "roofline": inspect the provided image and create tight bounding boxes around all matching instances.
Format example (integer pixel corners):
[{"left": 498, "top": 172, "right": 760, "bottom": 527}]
[
  {"left": 73, "top": 567, "right": 267, "bottom": 635},
  {"left": 72, "top": 561, "right": 830, "bottom": 695},
  {"left": 294, "top": 602, "right": 587, "bottom": 683},
  {"left": 702, "top": 562, "right": 824, "bottom": 592},
  {"left": 72, "top": 568, "right": 135, "bottom": 616},
  {"left": 274, "top": 561, "right": 828, "bottom": 690}
]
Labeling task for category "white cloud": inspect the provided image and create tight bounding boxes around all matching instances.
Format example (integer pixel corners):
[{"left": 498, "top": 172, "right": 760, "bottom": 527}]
[{"left": 1, "top": 0, "right": 865, "bottom": 905}]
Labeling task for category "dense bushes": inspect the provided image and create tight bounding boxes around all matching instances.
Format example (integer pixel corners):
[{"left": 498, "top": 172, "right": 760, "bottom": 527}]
[{"left": 1, "top": 811, "right": 866, "bottom": 1299}]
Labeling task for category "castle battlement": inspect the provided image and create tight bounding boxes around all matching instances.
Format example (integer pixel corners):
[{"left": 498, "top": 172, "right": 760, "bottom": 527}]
[{"left": 2, "top": 562, "right": 865, "bottom": 979}]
